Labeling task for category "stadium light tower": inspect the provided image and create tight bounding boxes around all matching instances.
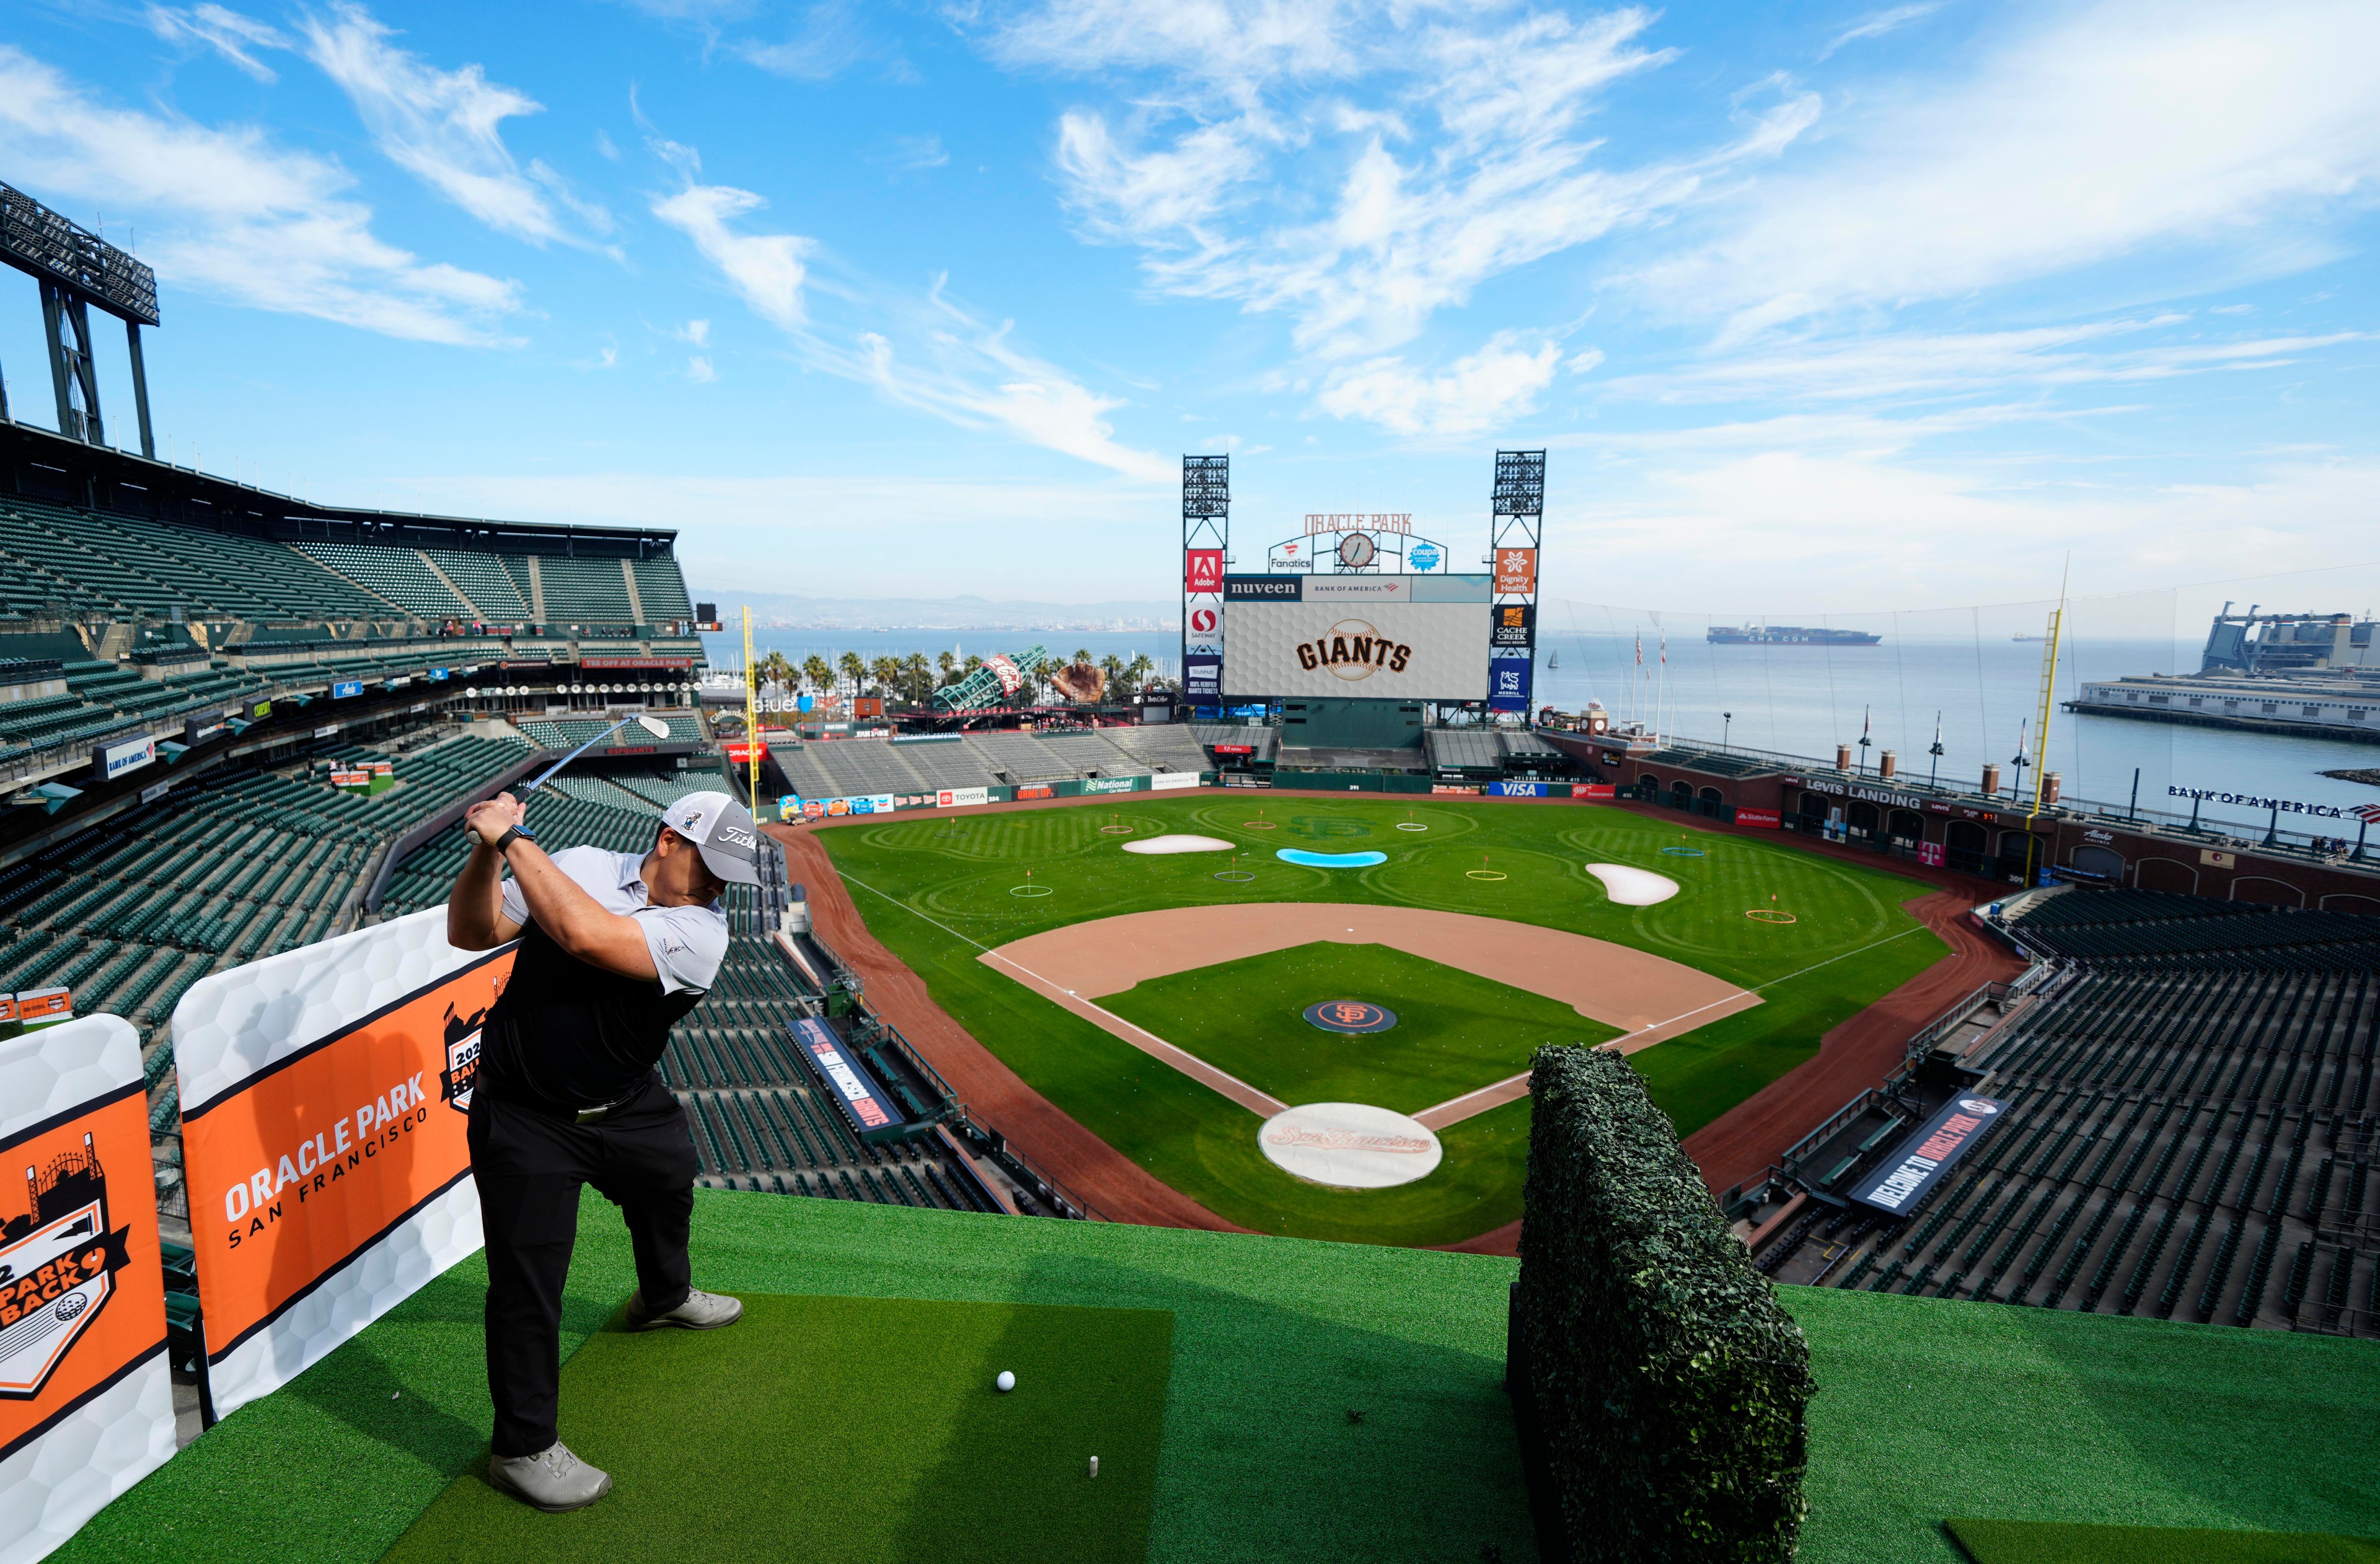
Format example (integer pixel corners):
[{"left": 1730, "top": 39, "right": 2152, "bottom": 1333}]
[
  {"left": 1182, "top": 455, "right": 1228, "bottom": 707},
  {"left": 0, "top": 180, "right": 161, "bottom": 458},
  {"left": 1488, "top": 450, "right": 1545, "bottom": 715}
]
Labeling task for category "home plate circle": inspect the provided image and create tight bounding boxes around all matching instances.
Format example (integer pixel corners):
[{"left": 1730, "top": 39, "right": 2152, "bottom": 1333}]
[{"left": 1259, "top": 1103, "right": 1443, "bottom": 1189}]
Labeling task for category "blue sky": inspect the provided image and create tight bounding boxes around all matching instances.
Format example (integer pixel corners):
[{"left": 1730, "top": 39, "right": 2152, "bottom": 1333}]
[{"left": 0, "top": 0, "right": 2373, "bottom": 612}]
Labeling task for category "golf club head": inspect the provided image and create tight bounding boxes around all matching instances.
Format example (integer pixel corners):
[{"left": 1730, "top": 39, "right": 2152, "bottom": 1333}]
[{"left": 635, "top": 714, "right": 671, "bottom": 739}]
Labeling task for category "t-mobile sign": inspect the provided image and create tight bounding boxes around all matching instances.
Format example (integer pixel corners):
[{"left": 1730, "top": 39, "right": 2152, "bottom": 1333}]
[{"left": 1849, "top": 1094, "right": 2007, "bottom": 1216}]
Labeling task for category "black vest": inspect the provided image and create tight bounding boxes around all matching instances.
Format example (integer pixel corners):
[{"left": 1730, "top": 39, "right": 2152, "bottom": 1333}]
[{"left": 479, "top": 915, "right": 703, "bottom": 1112}]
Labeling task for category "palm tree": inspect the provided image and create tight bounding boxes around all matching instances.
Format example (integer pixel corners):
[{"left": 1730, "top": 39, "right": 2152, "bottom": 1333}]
[
  {"left": 765, "top": 651, "right": 795, "bottom": 696},
  {"left": 902, "top": 652, "right": 932, "bottom": 703},
  {"left": 870, "top": 655, "right": 899, "bottom": 698},
  {"left": 1100, "top": 652, "right": 1126, "bottom": 698},
  {"left": 1072, "top": 646, "right": 1093, "bottom": 667},
  {"left": 1034, "top": 657, "right": 1060, "bottom": 705},
  {"left": 1124, "top": 652, "right": 1154, "bottom": 698},
  {"left": 801, "top": 654, "right": 834, "bottom": 698},
  {"left": 838, "top": 651, "right": 864, "bottom": 696}
]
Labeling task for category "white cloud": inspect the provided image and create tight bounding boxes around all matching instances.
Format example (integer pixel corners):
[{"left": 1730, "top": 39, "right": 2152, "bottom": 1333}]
[
  {"left": 145, "top": 4, "right": 289, "bottom": 81},
  {"left": 1565, "top": 347, "right": 1605, "bottom": 375},
  {"left": 1639, "top": 0, "right": 2380, "bottom": 341},
  {"left": 686, "top": 354, "right": 716, "bottom": 382},
  {"left": 646, "top": 133, "right": 1167, "bottom": 480},
  {"left": 840, "top": 299, "right": 1175, "bottom": 482},
  {"left": 1562, "top": 449, "right": 2380, "bottom": 610},
  {"left": 1015, "top": 4, "right": 1815, "bottom": 358},
  {"left": 676, "top": 318, "right": 712, "bottom": 345},
  {"left": 1315, "top": 331, "right": 1561, "bottom": 436},
  {"left": 648, "top": 159, "right": 813, "bottom": 330},
  {"left": 876, "top": 133, "right": 948, "bottom": 172},
  {"left": 736, "top": 2, "right": 903, "bottom": 81},
  {"left": 0, "top": 45, "right": 521, "bottom": 344},
  {"left": 298, "top": 2, "right": 607, "bottom": 246},
  {"left": 1817, "top": 2, "right": 1944, "bottom": 61},
  {"left": 1607, "top": 317, "right": 2370, "bottom": 404}
]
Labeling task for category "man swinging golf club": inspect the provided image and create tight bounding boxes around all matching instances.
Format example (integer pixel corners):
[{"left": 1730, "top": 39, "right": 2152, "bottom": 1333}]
[{"left": 447, "top": 780, "right": 762, "bottom": 1511}]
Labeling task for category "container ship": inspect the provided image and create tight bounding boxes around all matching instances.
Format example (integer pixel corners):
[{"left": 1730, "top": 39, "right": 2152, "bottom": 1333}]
[{"left": 1706, "top": 624, "right": 1881, "bottom": 646}]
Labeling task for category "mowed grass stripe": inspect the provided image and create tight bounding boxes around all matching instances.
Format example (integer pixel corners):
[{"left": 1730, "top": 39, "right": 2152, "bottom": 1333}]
[{"left": 822, "top": 797, "right": 1945, "bottom": 1245}]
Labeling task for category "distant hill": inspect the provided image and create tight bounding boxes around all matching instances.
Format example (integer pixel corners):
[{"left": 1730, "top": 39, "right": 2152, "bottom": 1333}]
[{"left": 685, "top": 587, "right": 1176, "bottom": 631}]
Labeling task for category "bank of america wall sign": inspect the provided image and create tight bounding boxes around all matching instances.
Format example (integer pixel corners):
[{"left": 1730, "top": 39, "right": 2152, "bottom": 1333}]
[
  {"left": 1, "top": 1134, "right": 134, "bottom": 1399},
  {"left": 1305, "top": 1001, "right": 1398, "bottom": 1034}
]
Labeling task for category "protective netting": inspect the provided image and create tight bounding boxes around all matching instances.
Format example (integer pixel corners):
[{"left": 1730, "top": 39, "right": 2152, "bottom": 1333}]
[{"left": 1538, "top": 561, "right": 2380, "bottom": 842}]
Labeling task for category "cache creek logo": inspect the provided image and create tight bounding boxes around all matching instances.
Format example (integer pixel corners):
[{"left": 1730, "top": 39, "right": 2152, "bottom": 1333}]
[{"left": 1295, "top": 620, "right": 1413, "bottom": 680}]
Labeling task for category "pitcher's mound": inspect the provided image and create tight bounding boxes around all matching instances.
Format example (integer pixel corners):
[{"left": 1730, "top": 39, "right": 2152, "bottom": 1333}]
[{"left": 1122, "top": 834, "right": 1235, "bottom": 854}]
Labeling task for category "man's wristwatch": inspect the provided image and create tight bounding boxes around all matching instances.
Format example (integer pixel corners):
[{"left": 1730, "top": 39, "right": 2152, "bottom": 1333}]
[{"left": 493, "top": 823, "right": 538, "bottom": 854}]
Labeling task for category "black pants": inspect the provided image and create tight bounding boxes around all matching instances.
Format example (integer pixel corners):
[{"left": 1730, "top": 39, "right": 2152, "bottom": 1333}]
[{"left": 467, "top": 1072, "right": 698, "bottom": 1457}]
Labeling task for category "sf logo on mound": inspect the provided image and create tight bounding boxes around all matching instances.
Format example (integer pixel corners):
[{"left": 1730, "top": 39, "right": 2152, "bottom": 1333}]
[{"left": 1304, "top": 1001, "right": 1398, "bottom": 1034}]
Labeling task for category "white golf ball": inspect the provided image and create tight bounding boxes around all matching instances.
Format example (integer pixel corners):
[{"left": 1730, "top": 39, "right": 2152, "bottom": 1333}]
[{"left": 995, "top": 1371, "right": 1016, "bottom": 1392}]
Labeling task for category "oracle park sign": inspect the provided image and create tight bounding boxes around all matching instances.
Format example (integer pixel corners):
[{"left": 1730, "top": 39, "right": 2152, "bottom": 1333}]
[{"left": 1848, "top": 1094, "right": 2008, "bottom": 1216}]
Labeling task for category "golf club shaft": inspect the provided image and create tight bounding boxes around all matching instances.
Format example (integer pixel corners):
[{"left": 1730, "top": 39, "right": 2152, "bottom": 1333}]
[{"left": 464, "top": 716, "right": 644, "bottom": 845}]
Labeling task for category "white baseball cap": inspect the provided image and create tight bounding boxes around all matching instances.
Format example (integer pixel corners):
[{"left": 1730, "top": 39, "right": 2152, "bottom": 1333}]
[{"left": 661, "top": 791, "right": 762, "bottom": 885}]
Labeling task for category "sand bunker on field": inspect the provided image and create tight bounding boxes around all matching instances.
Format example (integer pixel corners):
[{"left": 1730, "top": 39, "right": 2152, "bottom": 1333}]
[
  {"left": 1586, "top": 863, "right": 1678, "bottom": 906},
  {"left": 1122, "top": 834, "right": 1237, "bottom": 855}
]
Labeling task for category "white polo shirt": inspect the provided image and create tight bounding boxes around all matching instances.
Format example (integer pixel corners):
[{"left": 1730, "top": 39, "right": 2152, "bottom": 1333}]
[{"left": 500, "top": 845, "right": 728, "bottom": 995}]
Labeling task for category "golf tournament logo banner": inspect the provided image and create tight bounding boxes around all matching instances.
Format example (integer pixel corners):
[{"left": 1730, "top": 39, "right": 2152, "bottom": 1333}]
[
  {"left": 173, "top": 910, "right": 512, "bottom": 1418},
  {"left": 0, "top": 1015, "right": 174, "bottom": 1564}
]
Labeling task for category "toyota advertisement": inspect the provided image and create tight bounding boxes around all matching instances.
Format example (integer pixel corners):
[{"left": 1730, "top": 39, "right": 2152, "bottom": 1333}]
[{"left": 1219, "top": 574, "right": 1492, "bottom": 701}]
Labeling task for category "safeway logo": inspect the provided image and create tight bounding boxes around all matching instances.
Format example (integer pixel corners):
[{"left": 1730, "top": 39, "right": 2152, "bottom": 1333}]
[{"left": 1191, "top": 608, "right": 1218, "bottom": 634}]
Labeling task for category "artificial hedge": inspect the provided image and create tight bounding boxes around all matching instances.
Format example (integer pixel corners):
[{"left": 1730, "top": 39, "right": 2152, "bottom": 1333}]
[{"left": 1514, "top": 1044, "right": 1814, "bottom": 1562}]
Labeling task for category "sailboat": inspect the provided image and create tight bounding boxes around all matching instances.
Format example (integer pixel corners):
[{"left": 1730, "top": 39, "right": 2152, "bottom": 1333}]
[{"left": 1548, "top": 649, "right": 1559, "bottom": 669}]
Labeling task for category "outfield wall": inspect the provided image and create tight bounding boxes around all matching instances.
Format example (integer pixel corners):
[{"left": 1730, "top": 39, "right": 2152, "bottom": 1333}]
[{"left": 772, "top": 768, "right": 1215, "bottom": 821}]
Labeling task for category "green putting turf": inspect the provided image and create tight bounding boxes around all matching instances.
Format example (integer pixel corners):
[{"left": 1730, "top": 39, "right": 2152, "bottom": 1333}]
[
  {"left": 1098, "top": 941, "right": 1622, "bottom": 1116},
  {"left": 1946, "top": 1518, "right": 2380, "bottom": 1563},
  {"left": 821, "top": 796, "right": 1944, "bottom": 1243},
  {"left": 379, "top": 1294, "right": 1173, "bottom": 1563},
  {"left": 56, "top": 1195, "right": 2380, "bottom": 1564}
]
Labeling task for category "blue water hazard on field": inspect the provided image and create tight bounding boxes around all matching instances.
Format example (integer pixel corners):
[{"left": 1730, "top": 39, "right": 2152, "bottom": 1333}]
[{"left": 1276, "top": 848, "right": 1387, "bottom": 868}]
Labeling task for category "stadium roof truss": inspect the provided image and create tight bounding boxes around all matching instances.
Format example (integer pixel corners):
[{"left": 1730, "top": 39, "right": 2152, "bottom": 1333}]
[{"left": 0, "top": 180, "right": 160, "bottom": 460}]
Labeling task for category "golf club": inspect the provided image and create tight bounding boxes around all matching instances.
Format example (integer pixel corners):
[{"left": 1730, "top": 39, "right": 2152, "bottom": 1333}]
[{"left": 465, "top": 714, "right": 672, "bottom": 845}]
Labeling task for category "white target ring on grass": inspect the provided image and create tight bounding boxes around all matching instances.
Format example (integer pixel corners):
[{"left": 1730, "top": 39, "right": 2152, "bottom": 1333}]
[
  {"left": 1259, "top": 1103, "right": 1443, "bottom": 1189},
  {"left": 1010, "top": 885, "right": 1054, "bottom": 898}
]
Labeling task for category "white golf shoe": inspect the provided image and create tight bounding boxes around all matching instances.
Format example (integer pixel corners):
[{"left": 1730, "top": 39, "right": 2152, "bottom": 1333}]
[
  {"left": 625, "top": 1286, "right": 744, "bottom": 1330},
  {"left": 488, "top": 1440, "right": 612, "bottom": 1511}
]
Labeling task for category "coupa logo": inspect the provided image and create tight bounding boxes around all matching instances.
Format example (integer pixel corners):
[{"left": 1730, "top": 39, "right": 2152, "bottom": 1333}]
[{"left": 0, "top": 1133, "right": 134, "bottom": 1400}]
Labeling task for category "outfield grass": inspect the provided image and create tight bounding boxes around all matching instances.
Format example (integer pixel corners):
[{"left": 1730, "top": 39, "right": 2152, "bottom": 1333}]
[
  {"left": 1099, "top": 941, "right": 1622, "bottom": 1116},
  {"left": 1946, "top": 1518, "right": 2380, "bottom": 1563},
  {"left": 59, "top": 1195, "right": 2380, "bottom": 1564},
  {"left": 821, "top": 796, "right": 1944, "bottom": 1244},
  {"left": 381, "top": 1295, "right": 1172, "bottom": 1563}
]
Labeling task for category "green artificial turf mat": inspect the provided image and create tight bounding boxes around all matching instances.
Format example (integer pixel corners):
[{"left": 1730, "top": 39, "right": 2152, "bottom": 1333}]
[
  {"left": 1787, "top": 1286, "right": 2380, "bottom": 1562},
  {"left": 822, "top": 796, "right": 1943, "bottom": 1242},
  {"left": 1945, "top": 1517, "right": 2380, "bottom": 1563},
  {"left": 54, "top": 1197, "right": 2380, "bottom": 1564},
  {"left": 1098, "top": 940, "right": 1620, "bottom": 1116},
  {"left": 377, "top": 1294, "right": 1173, "bottom": 1563}
]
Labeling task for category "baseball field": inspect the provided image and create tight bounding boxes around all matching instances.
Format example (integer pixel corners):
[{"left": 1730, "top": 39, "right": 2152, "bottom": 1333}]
[{"left": 818, "top": 794, "right": 1947, "bottom": 1247}]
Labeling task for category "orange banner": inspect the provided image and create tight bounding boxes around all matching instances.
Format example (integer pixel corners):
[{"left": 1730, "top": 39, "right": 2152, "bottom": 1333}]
[
  {"left": 0, "top": 1085, "right": 164, "bottom": 1459},
  {"left": 1492, "top": 547, "right": 1536, "bottom": 595},
  {"left": 180, "top": 950, "right": 511, "bottom": 1361}
]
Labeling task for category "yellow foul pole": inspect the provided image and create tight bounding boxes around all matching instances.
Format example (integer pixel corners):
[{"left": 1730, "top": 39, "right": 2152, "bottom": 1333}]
[
  {"left": 743, "top": 605, "right": 759, "bottom": 815},
  {"left": 2022, "top": 568, "right": 2068, "bottom": 885}
]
